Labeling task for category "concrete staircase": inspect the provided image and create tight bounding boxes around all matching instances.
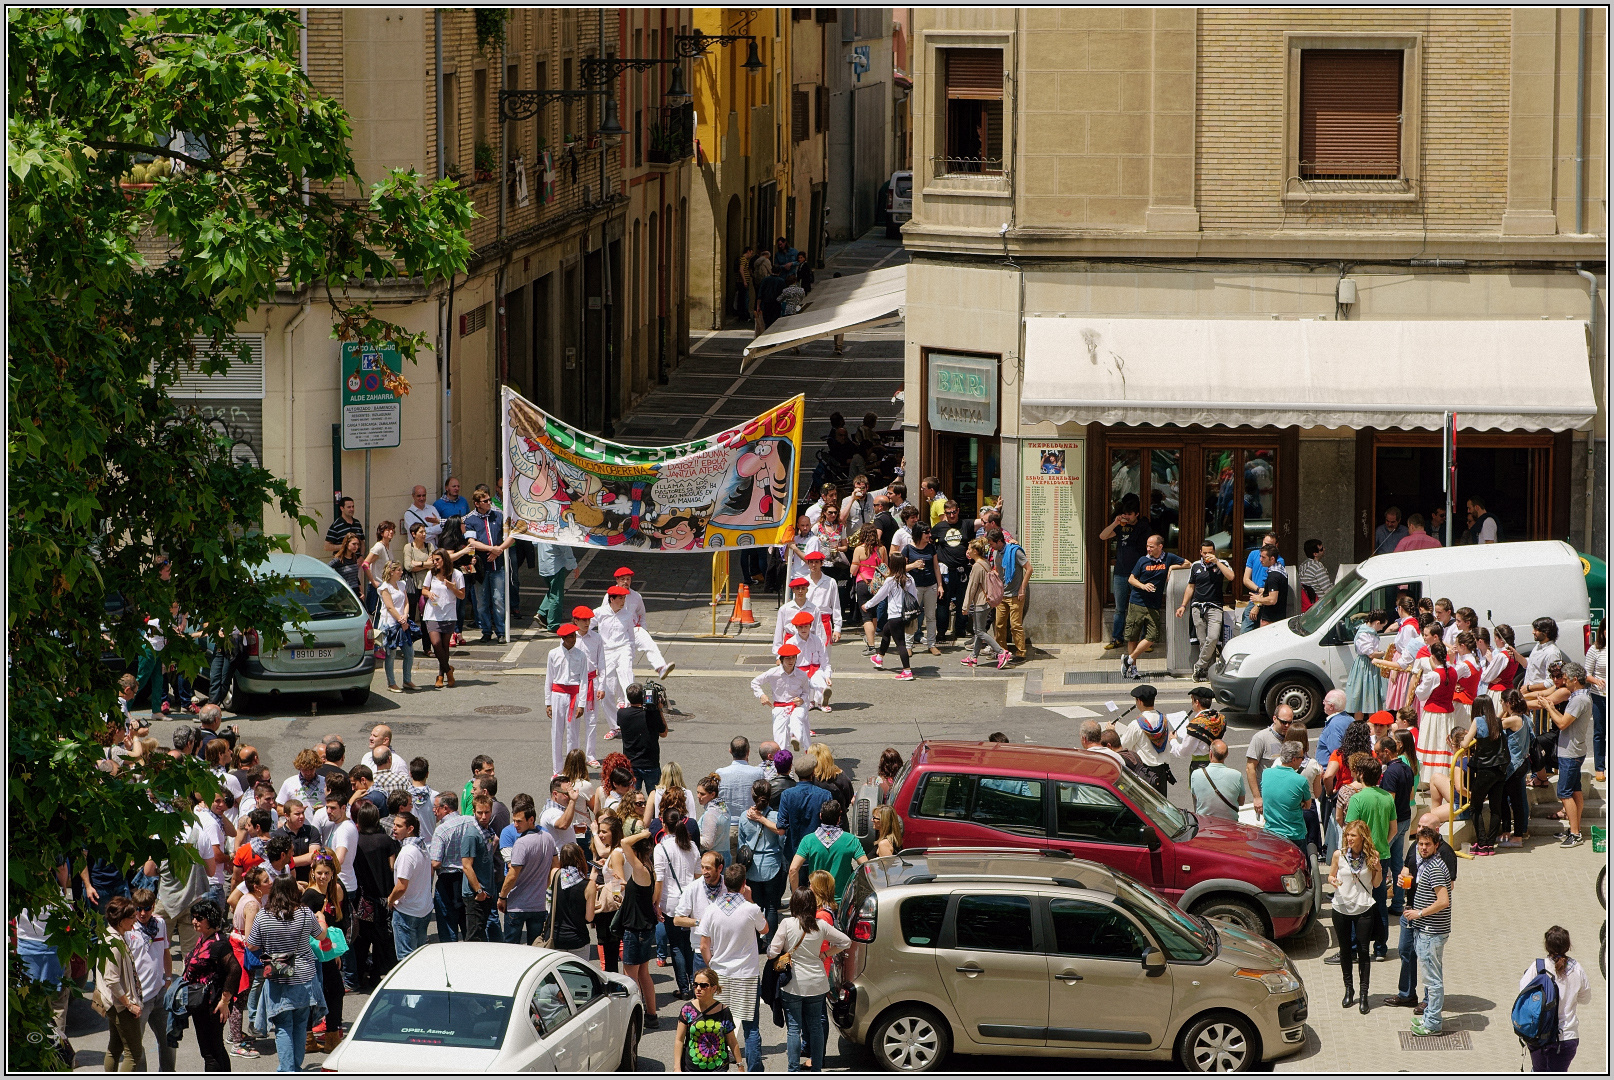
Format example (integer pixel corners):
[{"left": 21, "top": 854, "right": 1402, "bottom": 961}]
[{"left": 1428, "top": 773, "right": 1606, "bottom": 849}]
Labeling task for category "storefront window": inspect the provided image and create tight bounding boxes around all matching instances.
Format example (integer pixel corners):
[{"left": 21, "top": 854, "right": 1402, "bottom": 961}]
[
  {"left": 1150, "top": 449, "right": 1181, "bottom": 552},
  {"left": 1204, "top": 447, "right": 1278, "bottom": 601}
]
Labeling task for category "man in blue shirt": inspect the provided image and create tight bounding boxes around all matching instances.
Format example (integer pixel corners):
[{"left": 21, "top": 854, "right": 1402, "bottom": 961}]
[
  {"left": 434, "top": 476, "right": 470, "bottom": 523},
  {"left": 466, "top": 485, "right": 517, "bottom": 645},
  {"left": 777, "top": 756, "right": 833, "bottom": 859},
  {"left": 1239, "top": 532, "right": 1285, "bottom": 633}
]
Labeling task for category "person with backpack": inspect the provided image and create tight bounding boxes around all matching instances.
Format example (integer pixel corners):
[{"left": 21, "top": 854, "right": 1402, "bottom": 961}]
[
  {"left": 1513, "top": 925, "right": 1591, "bottom": 1071},
  {"left": 959, "top": 537, "right": 1012, "bottom": 669}
]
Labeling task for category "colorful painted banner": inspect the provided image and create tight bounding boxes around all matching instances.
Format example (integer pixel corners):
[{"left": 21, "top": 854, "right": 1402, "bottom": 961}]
[{"left": 501, "top": 386, "right": 804, "bottom": 551}]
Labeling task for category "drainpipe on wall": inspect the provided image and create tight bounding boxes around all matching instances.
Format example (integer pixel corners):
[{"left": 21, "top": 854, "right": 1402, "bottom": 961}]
[
  {"left": 1577, "top": 267, "right": 1601, "bottom": 553},
  {"left": 1576, "top": 8, "right": 1587, "bottom": 236},
  {"left": 284, "top": 302, "right": 312, "bottom": 548}
]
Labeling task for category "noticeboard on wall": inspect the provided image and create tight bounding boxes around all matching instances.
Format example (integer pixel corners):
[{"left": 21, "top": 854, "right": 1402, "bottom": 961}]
[{"left": 1020, "top": 438, "right": 1085, "bottom": 583}]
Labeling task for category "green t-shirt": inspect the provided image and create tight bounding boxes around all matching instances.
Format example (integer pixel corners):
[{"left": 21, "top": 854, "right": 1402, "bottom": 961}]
[
  {"left": 1344, "top": 784, "right": 1396, "bottom": 859},
  {"left": 795, "top": 830, "right": 865, "bottom": 903}
]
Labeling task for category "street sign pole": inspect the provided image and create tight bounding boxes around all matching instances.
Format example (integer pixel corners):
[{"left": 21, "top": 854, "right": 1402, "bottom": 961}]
[{"left": 364, "top": 449, "right": 372, "bottom": 546}]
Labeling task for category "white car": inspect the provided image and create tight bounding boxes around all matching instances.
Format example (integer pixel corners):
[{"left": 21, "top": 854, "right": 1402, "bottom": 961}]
[
  {"left": 884, "top": 169, "right": 912, "bottom": 238},
  {"left": 322, "top": 943, "right": 643, "bottom": 1072}
]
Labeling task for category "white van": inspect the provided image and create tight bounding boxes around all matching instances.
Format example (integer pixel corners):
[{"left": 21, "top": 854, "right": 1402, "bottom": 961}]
[{"left": 1210, "top": 541, "right": 1591, "bottom": 725}]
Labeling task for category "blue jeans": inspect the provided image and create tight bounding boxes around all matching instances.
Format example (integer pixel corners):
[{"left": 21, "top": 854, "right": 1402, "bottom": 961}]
[
  {"left": 273, "top": 1005, "right": 310, "bottom": 1072},
  {"left": 434, "top": 872, "right": 464, "bottom": 942},
  {"left": 1415, "top": 930, "right": 1448, "bottom": 1030},
  {"left": 503, "top": 909, "right": 549, "bottom": 945},
  {"left": 1396, "top": 917, "right": 1420, "bottom": 1000},
  {"left": 663, "top": 914, "right": 694, "bottom": 993},
  {"left": 474, "top": 565, "right": 507, "bottom": 637},
  {"left": 739, "top": 1013, "right": 763, "bottom": 1071},
  {"left": 206, "top": 638, "right": 237, "bottom": 705},
  {"left": 782, "top": 991, "right": 827, "bottom": 1071},
  {"left": 392, "top": 909, "right": 431, "bottom": 961},
  {"left": 1110, "top": 573, "right": 1130, "bottom": 642},
  {"left": 383, "top": 644, "right": 413, "bottom": 687},
  {"left": 635, "top": 766, "right": 662, "bottom": 794},
  {"left": 1388, "top": 818, "right": 1410, "bottom": 910}
]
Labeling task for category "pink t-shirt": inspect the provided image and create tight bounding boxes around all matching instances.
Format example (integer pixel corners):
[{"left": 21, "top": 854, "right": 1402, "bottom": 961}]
[{"left": 1394, "top": 533, "right": 1442, "bottom": 552}]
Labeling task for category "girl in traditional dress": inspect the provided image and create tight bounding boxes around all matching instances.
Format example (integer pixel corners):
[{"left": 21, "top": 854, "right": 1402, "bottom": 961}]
[
  {"left": 1414, "top": 640, "right": 1459, "bottom": 787},
  {"left": 1345, "top": 609, "right": 1390, "bottom": 720}
]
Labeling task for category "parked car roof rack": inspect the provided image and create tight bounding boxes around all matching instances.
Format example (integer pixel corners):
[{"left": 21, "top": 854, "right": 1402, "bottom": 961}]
[{"left": 895, "top": 846, "right": 1075, "bottom": 859}]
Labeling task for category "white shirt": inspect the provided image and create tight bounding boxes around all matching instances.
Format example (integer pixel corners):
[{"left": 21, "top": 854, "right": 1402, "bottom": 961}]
[
  {"left": 547, "top": 642, "right": 592, "bottom": 690},
  {"left": 863, "top": 576, "right": 919, "bottom": 621},
  {"left": 366, "top": 541, "right": 391, "bottom": 587},
  {"left": 593, "top": 603, "right": 636, "bottom": 652},
  {"left": 376, "top": 582, "right": 408, "bottom": 628},
  {"left": 1480, "top": 644, "right": 1511, "bottom": 686},
  {"left": 392, "top": 842, "right": 434, "bottom": 918},
  {"left": 360, "top": 749, "right": 409, "bottom": 781},
  {"left": 1518, "top": 958, "right": 1591, "bottom": 1040},
  {"left": 576, "top": 628, "right": 605, "bottom": 690},
  {"left": 805, "top": 574, "right": 842, "bottom": 636},
  {"left": 804, "top": 499, "right": 833, "bottom": 527},
  {"left": 1392, "top": 618, "right": 1423, "bottom": 666},
  {"left": 779, "top": 533, "right": 823, "bottom": 583},
  {"left": 1439, "top": 619, "right": 1458, "bottom": 647},
  {"left": 697, "top": 896, "right": 769, "bottom": 980},
  {"left": 402, "top": 503, "right": 443, "bottom": 545},
  {"left": 751, "top": 665, "right": 815, "bottom": 706},
  {"left": 891, "top": 526, "right": 914, "bottom": 553},
  {"left": 1586, "top": 644, "right": 1608, "bottom": 697},
  {"left": 601, "top": 587, "right": 648, "bottom": 629},
  {"left": 1474, "top": 516, "right": 1498, "bottom": 543},
  {"left": 277, "top": 773, "right": 326, "bottom": 813},
  {"left": 675, "top": 880, "right": 725, "bottom": 926},
  {"left": 538, "top": 801, "right": 573, "bottom": 851},
  {"left": 422, "top": 570, "right": 464, "bottom": 623},
  {"left": 772, "top": 600, "right": 807, "bottom": 649},
  {"left": 1523, "top": 640, "right": 1563, "bottom": 689},
  {"left": 327, "top": 818, "right": 360, "bottom": 891},
  {"left": 652, "top": 837, "right": 703, "bottom": 915},
  {"left": 1085, "top": 744, "right": 1127, "bottom": 769},
  {"left": 196, "top": 809, "right": 230, "bottom": 886},
  {"left": 787, "top": 626, "right": 829, "bottom": 672},
  {"left": 126, "top": 918, "right": 169, "bottom": 1000},
  {"left": 1119, "top": 715, "right": 1172, "bottom": 769}
]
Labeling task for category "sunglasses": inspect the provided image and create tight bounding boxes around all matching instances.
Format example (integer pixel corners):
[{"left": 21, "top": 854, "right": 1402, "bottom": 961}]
[
  {"left": 136, "top": 904, "right": 155, "bottom": 912},
  {"left": 693, "top": 981, "right": 714, "bottom": 989}
]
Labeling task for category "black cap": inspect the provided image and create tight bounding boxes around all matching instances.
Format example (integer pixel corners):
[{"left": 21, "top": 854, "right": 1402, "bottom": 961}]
[
  {"left": 1189, "top": 685, "right": 1215, "bottom": 702},
  {"left": 1129, "top": 684, "right": 1156, "bottom": 700}
]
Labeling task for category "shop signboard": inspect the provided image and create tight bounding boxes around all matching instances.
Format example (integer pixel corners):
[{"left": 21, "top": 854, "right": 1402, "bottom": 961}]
[
  {"left": 927, "top": 352, "right": 998, "bottom": 436},
  {"left": 1020, "top": 438, "right": 1085, "bottom": 583}
]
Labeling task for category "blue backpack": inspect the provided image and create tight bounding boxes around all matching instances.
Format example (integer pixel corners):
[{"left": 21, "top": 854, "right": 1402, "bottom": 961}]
[{"left": 1510, "top": 959, "right": 1561, "bottom": 1049}]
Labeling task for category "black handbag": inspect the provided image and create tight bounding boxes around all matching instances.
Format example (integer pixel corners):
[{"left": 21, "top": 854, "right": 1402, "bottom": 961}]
[{"left": 760, "top": 926, "right": 799, "bottom": 1007}]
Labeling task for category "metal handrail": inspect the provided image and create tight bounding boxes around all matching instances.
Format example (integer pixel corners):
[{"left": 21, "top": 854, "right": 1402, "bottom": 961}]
[{"left": 1448, "top": 744, "right": 1473, "bottom": 859}]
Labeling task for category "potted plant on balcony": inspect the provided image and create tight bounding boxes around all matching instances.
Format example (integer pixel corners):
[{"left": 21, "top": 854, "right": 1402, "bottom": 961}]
[{"left": 474, "top": 141, "right": 496, "bottom": 182}]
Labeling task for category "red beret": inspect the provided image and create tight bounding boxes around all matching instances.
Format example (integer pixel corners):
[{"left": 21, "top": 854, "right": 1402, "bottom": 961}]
[
  {"left": 776, "top": 643, "right": 802, "bottom": 657},
  {"left": 571, "top": 606, "right": 594, "bottom": 619},
  {"left": 788, "top": 577, "right": 808, "bottom": 588},
  {"left": 803, "top": 551, "right": 825, "bottom": 561},
  {"left": 614, "top": 567, "right": 634, "bottom": 577},
  {"left": 556, "top": 623, "right": 578, "bottom": 637},
  {"left": 607, "top": 585, "right": 629, "bottom": 597},
  {"left": 791, "top": 611, "right": 814, "bottom": 625}
]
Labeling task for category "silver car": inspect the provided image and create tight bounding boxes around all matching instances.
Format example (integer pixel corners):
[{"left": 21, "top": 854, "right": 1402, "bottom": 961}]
[
  {"left": 229, "top": 552, "right": 376, "bottom": 712},
  {"left": 830, "top": 850, "right": 1308, "bottom": 1072}
]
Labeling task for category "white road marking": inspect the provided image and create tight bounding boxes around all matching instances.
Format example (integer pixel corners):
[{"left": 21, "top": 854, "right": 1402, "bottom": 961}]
[{"left": 1044, "top": 704, "right": 1101, "bottom": 719}]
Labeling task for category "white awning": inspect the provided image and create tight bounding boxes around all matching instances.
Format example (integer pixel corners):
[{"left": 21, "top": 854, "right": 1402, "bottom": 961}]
[
  {"left": 742, "top": 265, "right": 906, "bottom": 360},
  {"left": 1021, "top": 317, "right": 1596, "bottom": 432}
]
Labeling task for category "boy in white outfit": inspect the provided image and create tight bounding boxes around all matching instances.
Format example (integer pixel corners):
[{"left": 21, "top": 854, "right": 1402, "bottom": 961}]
[
  {"left": 545, "top": 624, "right": 593, "bottom": 776},
  {"left": 751, "top": 643, "right": 815, "bottom": 751}
]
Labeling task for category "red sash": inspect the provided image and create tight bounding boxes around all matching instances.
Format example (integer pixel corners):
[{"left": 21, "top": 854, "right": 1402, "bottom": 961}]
[{"left": 801, "top": 663, "right": 821, "bottom": 677}]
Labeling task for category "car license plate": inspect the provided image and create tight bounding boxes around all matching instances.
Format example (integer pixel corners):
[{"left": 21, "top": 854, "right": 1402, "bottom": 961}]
[{"left": 290, "top": 648, "right": 337, "bottom": 660}]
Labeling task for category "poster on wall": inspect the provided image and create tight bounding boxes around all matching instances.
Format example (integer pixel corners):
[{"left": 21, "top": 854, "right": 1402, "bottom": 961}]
[
  {"left": 501, "top": 386, "right": 805, "bottom": 551},
  {"left": 1020, "top": 438, "right": 1085, "bottom": 583}
]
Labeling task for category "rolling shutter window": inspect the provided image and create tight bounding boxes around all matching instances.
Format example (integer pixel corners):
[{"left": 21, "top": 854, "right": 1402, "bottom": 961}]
[
  {"left": 943, "top": 49, "right": 1003, "bottom": 100},
  {"left": 942, "top": 49, "right": 1004, "bottom": 175},
  {"left": 1300, "top": 50, "right": 1403, "bottom": 179},
  {"left": 815, "top": 85, "right": 828, "bottom": 134},
  {"left": 171, "top": 335, "right": 266, "bottom": 398}
]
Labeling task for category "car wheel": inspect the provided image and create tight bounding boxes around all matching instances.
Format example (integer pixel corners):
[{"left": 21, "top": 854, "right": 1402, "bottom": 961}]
[
  {"left": 616, "top": 1014, "right": 640, "bottom": 1072},
  {"left": 340, "top": 687, "right": 371, "bottom": 707},
  {"left": 1177, "top": 1012, "right": 1258, "bottom": 1073},
  {"left": 870, "top": 1005, "right": 950, "bottom": 1072},
  {"left": 1190, "top": 897, "right": 1269, "bottom": 940},
  {"left": 222, "top": 683, "right": 255, "bottom": 715},
  {"left": 1262, "top": 674, "right": 1321, "bottom": 727}
]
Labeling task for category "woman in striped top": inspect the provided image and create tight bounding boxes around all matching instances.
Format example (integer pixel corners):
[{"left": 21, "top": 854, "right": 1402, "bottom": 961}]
[{"left": 245, "top": 876, "right": 330, "bottom": 1073}]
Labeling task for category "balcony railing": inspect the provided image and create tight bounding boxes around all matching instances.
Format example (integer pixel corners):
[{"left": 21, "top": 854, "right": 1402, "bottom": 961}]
[
  {"left": 648, "top": 104, "right": 694, "bottom": 166},
  {"left": 932, "top": 154, "right": 1004, "bottom": 177}
]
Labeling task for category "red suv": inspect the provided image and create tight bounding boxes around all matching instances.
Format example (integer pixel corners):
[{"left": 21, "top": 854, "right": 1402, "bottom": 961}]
[{"left": 882, "top": 741, "right": 1319, "bottom": 939}]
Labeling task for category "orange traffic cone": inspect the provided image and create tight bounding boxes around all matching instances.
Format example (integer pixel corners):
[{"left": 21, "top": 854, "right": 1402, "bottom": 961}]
[{"left": 727, "top": 583, "right": 758, "bottom": 629}]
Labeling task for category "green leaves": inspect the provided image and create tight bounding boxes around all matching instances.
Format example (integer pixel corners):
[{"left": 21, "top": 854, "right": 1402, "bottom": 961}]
[{"left": 7, "top": 8, "right": 470, "bottom": 1068}]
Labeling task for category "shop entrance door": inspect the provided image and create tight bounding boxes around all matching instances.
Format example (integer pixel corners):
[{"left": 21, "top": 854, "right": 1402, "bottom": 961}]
[{"left": 936, "top": 433, "right": 1001, "bottom": 522}]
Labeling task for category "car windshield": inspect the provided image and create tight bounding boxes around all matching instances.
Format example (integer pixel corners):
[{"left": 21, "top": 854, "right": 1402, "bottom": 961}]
[
  {"left": 1110, "top": 875, "right": 1212, "bottom": 962},
  {"left": 1111, "top": 765, "right": 1190, "bottom": 838},
  {"left": 273, "top": 576, "right": 363, "bottom": 622},
  {"left": 353, "top": 989, "right": 512, "bottom": 1050},
  {"left": 1294, "top": 568, "right": 1365, "bottom": 637}
]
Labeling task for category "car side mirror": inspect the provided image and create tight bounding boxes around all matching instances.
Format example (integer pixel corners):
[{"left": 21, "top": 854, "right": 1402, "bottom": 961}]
[
  {"left": 1145, "top": 830, "right": 1162, "bottom": 852},
  {"left": 607, "top": 982, "right": 631, "bottom": 998},
  {"left": 1141, "top": 947, "right": 1166, "bottom": 976}
]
